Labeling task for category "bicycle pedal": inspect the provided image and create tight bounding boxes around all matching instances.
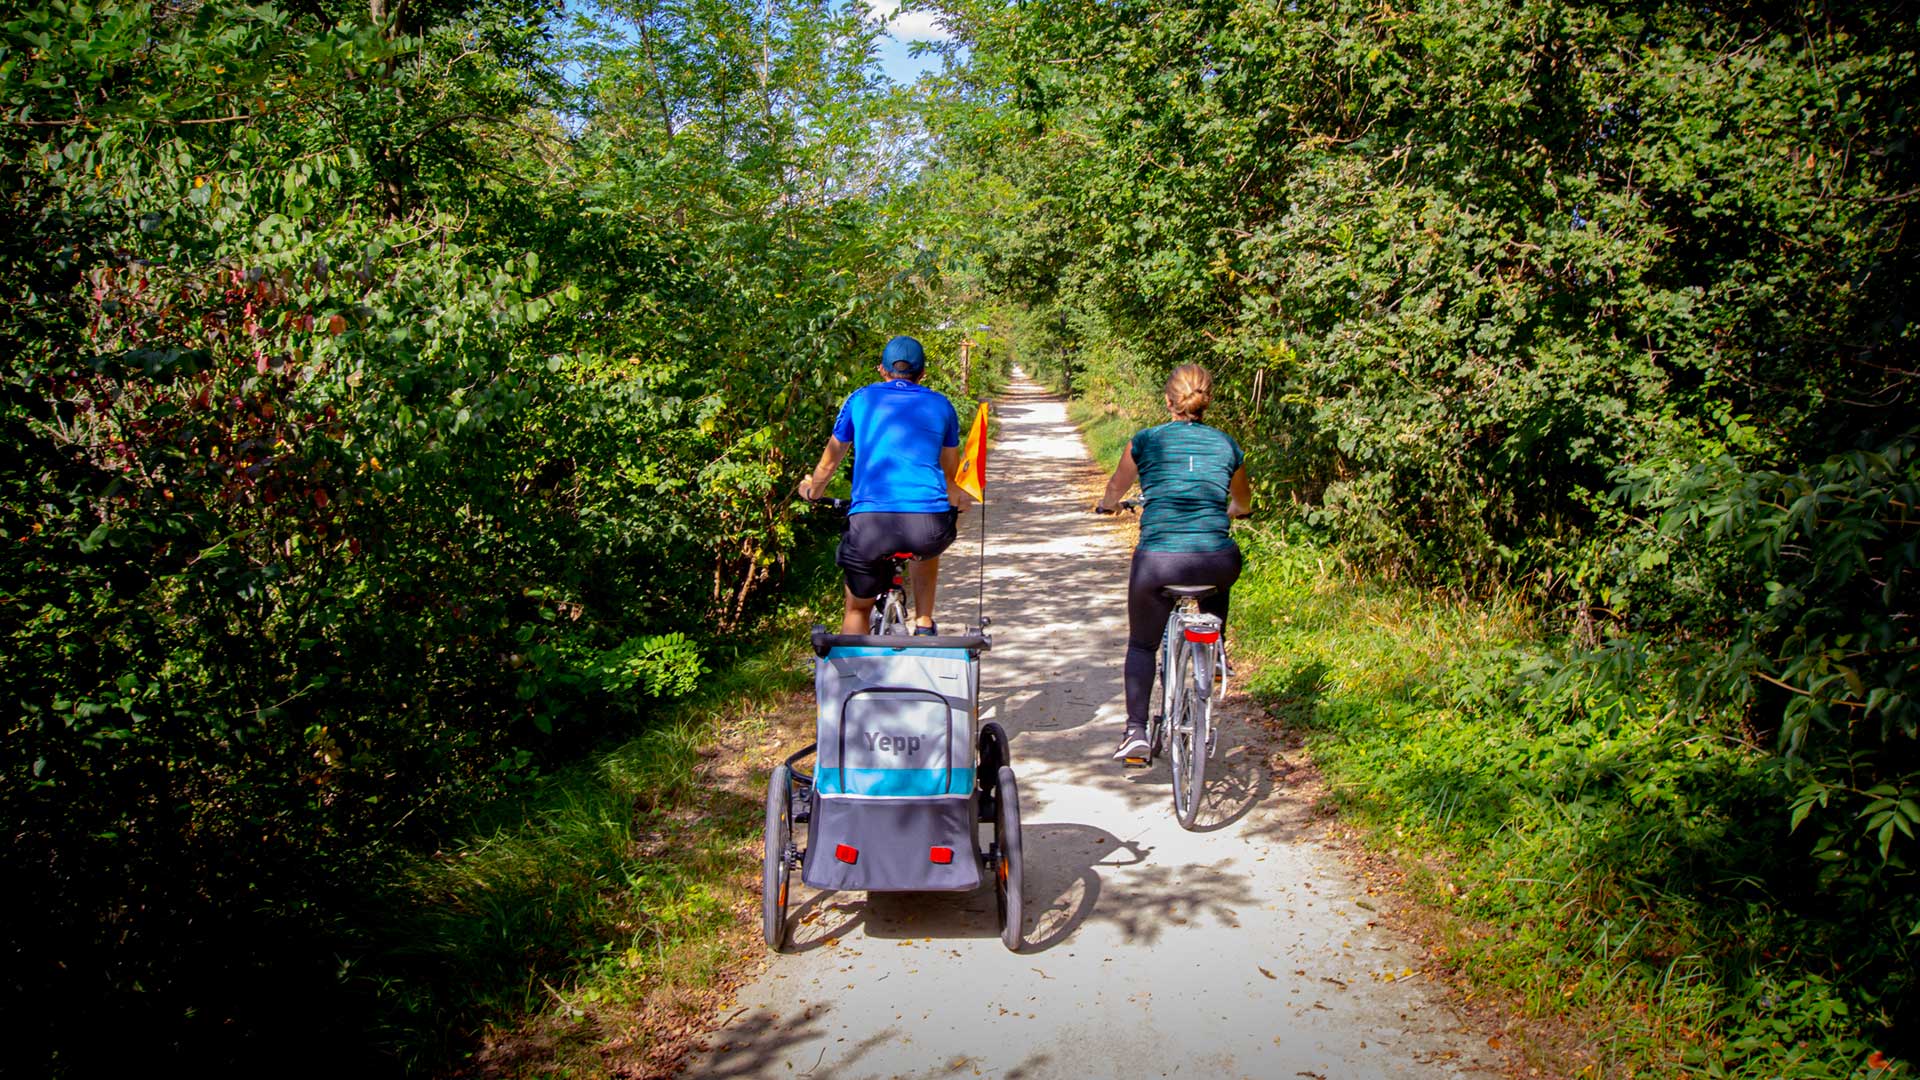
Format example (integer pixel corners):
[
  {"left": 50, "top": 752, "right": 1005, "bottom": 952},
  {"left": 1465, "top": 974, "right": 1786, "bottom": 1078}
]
[{"left": 1122, "top": 755, "right": 1151, "bottom": 769}]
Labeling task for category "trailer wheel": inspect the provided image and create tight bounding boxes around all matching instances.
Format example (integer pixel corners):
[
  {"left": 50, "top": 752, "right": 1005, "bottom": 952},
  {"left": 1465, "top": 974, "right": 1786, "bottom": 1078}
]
[
  {"left": 977, "top": 722, "right": 1010, "bottom": 821},
  {"left": 762, "top": 765, "right": 793, "bottom": 951},
  {"left": 993, "top": 765, "right": 1023, "bottom": 952}
]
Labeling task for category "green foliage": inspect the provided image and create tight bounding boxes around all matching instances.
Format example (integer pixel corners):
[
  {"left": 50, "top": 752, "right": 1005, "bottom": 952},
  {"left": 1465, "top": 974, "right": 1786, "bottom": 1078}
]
[
  {"left": 592, "top": 632, "right": 708, "bottom": 701},
  {"left": 0, "top": 0, "right": 970, "bottom": 1070},
  {"left": 1609, "top": 440, "right": 1920, "bottom": 888}
]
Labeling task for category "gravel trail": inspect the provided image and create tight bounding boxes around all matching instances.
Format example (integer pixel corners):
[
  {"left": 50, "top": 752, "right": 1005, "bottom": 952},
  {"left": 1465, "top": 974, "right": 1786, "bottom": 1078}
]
[{"left": 682, "top": 372, "right": 1501, "bottom": 1080}]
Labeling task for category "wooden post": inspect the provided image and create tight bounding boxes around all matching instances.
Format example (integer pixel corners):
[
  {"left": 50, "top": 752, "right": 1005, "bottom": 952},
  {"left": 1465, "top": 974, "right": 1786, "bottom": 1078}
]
[{"left": 958, "top": 337, "right": 976, "bottom": 397}]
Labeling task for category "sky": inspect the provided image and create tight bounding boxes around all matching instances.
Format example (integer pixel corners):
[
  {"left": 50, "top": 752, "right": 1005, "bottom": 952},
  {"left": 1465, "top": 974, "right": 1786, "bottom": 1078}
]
[
  {"left": 557, "top": 1, "right": 957, "bottom": 89},
  {"left": 863, "top": 0, "right": 953, "bottom": 85}
]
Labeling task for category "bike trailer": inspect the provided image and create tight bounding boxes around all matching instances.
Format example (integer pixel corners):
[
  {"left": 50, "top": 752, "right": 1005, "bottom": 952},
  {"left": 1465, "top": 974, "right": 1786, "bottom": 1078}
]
[{"left": 802, "top": 627, "right": 990, "bottom": 893}]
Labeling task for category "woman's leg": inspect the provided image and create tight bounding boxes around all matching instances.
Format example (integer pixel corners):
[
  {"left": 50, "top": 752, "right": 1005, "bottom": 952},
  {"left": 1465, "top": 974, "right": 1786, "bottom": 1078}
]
[{"left": 1124, "top": 551, "right": 1175, "bottom": 731}]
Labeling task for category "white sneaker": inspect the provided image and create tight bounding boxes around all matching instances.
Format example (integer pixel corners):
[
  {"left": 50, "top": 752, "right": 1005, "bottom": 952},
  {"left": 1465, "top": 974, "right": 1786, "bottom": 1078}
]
[{"left": 1112, "top": 728, "right": 1151, "bottom": 767}]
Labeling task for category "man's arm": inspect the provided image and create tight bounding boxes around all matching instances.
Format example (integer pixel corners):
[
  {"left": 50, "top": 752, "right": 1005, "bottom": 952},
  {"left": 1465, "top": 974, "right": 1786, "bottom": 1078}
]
[
  {"left": 941, "top": 445, "right": 976, "bottom": 510},
  {"left": 797, "top": 437, "right": 851, "bottom": 500},
  {"left": 1096, "top": 445, "right": 1140, "bottom": 512},
  {"left": 1227, "top": 465, "right": 1253, "bottom": 519}
]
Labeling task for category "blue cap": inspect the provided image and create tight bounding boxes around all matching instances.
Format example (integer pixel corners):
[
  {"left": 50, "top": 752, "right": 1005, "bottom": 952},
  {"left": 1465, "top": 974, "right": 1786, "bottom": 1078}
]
[{"left": 881, "top": 335, "right": 926, "bottom": 375}]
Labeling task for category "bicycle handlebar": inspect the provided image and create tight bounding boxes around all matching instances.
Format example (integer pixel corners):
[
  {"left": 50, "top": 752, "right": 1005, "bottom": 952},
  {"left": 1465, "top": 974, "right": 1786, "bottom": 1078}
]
[{"left": 1094, "top": 498, "right": 1144, "bottom": 515}]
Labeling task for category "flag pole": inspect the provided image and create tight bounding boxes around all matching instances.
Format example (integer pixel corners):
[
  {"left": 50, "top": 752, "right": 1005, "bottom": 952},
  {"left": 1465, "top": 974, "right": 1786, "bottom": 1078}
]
[
  {"left": 953, "top": 398, "right": 989, "bottom": 634},
  {"left": 975, "top": 428, "right": 990, "bottom": 630},
  {"left": 977, "top": 399, "right": 987, "bottom": 632}
]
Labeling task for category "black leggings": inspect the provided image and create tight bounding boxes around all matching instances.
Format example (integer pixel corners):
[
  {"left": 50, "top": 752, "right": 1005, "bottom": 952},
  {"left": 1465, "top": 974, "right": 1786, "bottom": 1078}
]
[{"left": 1124, "top": 545, "right": 1242, "bottom": 729}]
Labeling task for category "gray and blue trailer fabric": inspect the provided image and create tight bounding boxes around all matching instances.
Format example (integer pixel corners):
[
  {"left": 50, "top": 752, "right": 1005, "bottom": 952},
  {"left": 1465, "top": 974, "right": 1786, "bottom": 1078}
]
[{"left": 804, "top": 641, "right": 983, "bottom": 893}]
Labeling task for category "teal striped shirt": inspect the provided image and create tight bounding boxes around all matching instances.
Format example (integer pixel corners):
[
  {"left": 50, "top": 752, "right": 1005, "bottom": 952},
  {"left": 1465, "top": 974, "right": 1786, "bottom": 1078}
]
[{"left": 1130, "top": 421, "right": 1243, "bottom": 553}]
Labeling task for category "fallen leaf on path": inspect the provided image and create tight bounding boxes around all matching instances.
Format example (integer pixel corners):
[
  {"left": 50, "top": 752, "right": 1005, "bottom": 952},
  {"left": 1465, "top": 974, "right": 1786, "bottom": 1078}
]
[{"left": 1258, "top": 966, "right": 1277, "bottom": 980}]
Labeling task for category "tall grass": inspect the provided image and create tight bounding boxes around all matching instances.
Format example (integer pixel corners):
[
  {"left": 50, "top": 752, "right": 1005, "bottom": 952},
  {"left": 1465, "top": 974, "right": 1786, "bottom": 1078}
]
[
  {"left": 339, "top": 552, "right": 837, "bottom": 1074},
  {"left": 1067, "top": 397, "right": 1141, "bottom": 471},
  {"left": 1229, "top": 530, "right": 1910, "bottom": 1079}
]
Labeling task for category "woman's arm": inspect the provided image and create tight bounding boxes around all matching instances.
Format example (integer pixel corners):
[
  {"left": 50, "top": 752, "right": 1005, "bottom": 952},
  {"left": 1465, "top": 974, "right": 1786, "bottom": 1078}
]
[
  {"left": 1096, "top": 445, "right": 1140, "bottom": 512},
  {"left": 1227, "top": 465, "right": 1253, "bottom": 519}
]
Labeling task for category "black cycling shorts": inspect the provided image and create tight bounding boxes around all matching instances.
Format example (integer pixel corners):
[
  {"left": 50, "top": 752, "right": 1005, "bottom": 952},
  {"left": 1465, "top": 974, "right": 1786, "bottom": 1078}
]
[{"left": 837, "top": 509, "right": 959, "bottom": 599}]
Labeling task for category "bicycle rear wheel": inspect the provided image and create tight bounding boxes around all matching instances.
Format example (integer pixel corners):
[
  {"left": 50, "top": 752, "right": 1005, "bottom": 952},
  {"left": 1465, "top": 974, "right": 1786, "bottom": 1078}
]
[
  {"left": 1165, "top": 643, "right": 1195, "bottom": 827},
  {"left": 869, "top": 585, "right": 909, "bottom": 635},
  {"left": 1180, "top": 667, "right": 1211, "bottom": 829}
]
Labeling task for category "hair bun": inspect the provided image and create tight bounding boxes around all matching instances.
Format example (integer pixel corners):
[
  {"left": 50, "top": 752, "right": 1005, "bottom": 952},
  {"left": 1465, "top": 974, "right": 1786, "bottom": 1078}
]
[{"left": 1164, "top": 364, "right": 1213, "bottom": 419}]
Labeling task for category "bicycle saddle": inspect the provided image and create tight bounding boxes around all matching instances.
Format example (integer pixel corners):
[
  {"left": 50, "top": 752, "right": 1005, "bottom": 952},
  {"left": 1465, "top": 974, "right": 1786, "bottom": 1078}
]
[{"left": 1160, "top": 584, "right": 1218, "bottom": 598}]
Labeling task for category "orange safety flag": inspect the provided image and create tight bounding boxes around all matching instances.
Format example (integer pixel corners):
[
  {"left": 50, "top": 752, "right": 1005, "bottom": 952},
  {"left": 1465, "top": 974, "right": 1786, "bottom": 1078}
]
[{"left": 952, "top": 401, "right": 988, "bottom": 501}]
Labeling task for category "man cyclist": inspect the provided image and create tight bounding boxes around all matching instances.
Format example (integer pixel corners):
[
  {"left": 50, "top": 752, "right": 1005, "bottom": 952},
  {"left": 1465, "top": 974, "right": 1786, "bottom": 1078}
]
[
  {"left": 1095, "top": 363, "right": 1253, "bottom": 764},
  {"left": 797, "top": 336, "right": 973, "bottom": 636}
]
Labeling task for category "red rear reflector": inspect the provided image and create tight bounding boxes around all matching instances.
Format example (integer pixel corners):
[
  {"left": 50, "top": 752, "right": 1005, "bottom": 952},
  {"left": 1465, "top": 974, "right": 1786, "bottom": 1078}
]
[
  {"left": 1184, "top": 628, "right": 1220, "bottom": 643},
  {"left": 929, "top": 846, "right": 953, "bottom": 864},
  {"left": 835, "top": 844, "right": 859, "bottom": 864},
  {"left": 891, "top": 552, "right": 914, "bottom": 559},
  {"left": 892, "top": 575, "right": 903, "bottom": 585}
]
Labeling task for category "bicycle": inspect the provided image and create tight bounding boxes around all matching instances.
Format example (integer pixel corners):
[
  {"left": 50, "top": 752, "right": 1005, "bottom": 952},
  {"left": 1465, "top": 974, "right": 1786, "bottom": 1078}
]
[
  {"left": 806, "top": 496, "right": 922, "bottom": 636},
  {"left": 1096, "top": 497, "right": 1229, "bottom": 829}
]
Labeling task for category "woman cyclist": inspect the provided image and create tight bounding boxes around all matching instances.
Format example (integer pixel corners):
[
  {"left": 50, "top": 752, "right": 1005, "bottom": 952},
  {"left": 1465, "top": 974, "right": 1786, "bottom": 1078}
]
[{"left": 1094, "top": 364, "right": 1252, "bottom": 765}]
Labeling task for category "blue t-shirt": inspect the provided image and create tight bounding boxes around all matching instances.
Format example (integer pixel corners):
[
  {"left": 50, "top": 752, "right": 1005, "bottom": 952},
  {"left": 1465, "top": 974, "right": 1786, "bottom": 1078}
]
[{"left": 832, "top": 379, "right": 960, "bottom": 514}]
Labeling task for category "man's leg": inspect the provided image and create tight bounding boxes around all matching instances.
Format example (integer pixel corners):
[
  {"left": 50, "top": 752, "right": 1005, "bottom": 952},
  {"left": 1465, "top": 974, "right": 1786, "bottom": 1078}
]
[
  {"left": 841, "top": 586, "right": 877, "bottom": 636},
  {"left": 911, "top": 555, "right": 939, "bottom": 629},
  {"left": 837, "top": 513, "right": 886, "bottom": 635},
  {"left": 908, "top": 508, "right": 960, "bottom": 631}
]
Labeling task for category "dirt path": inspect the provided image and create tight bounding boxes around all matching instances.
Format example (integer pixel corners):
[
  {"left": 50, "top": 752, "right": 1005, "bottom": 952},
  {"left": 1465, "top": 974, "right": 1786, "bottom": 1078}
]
[{"left": 682, "top": 373, "right": 1501, "bottom": 1080}]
